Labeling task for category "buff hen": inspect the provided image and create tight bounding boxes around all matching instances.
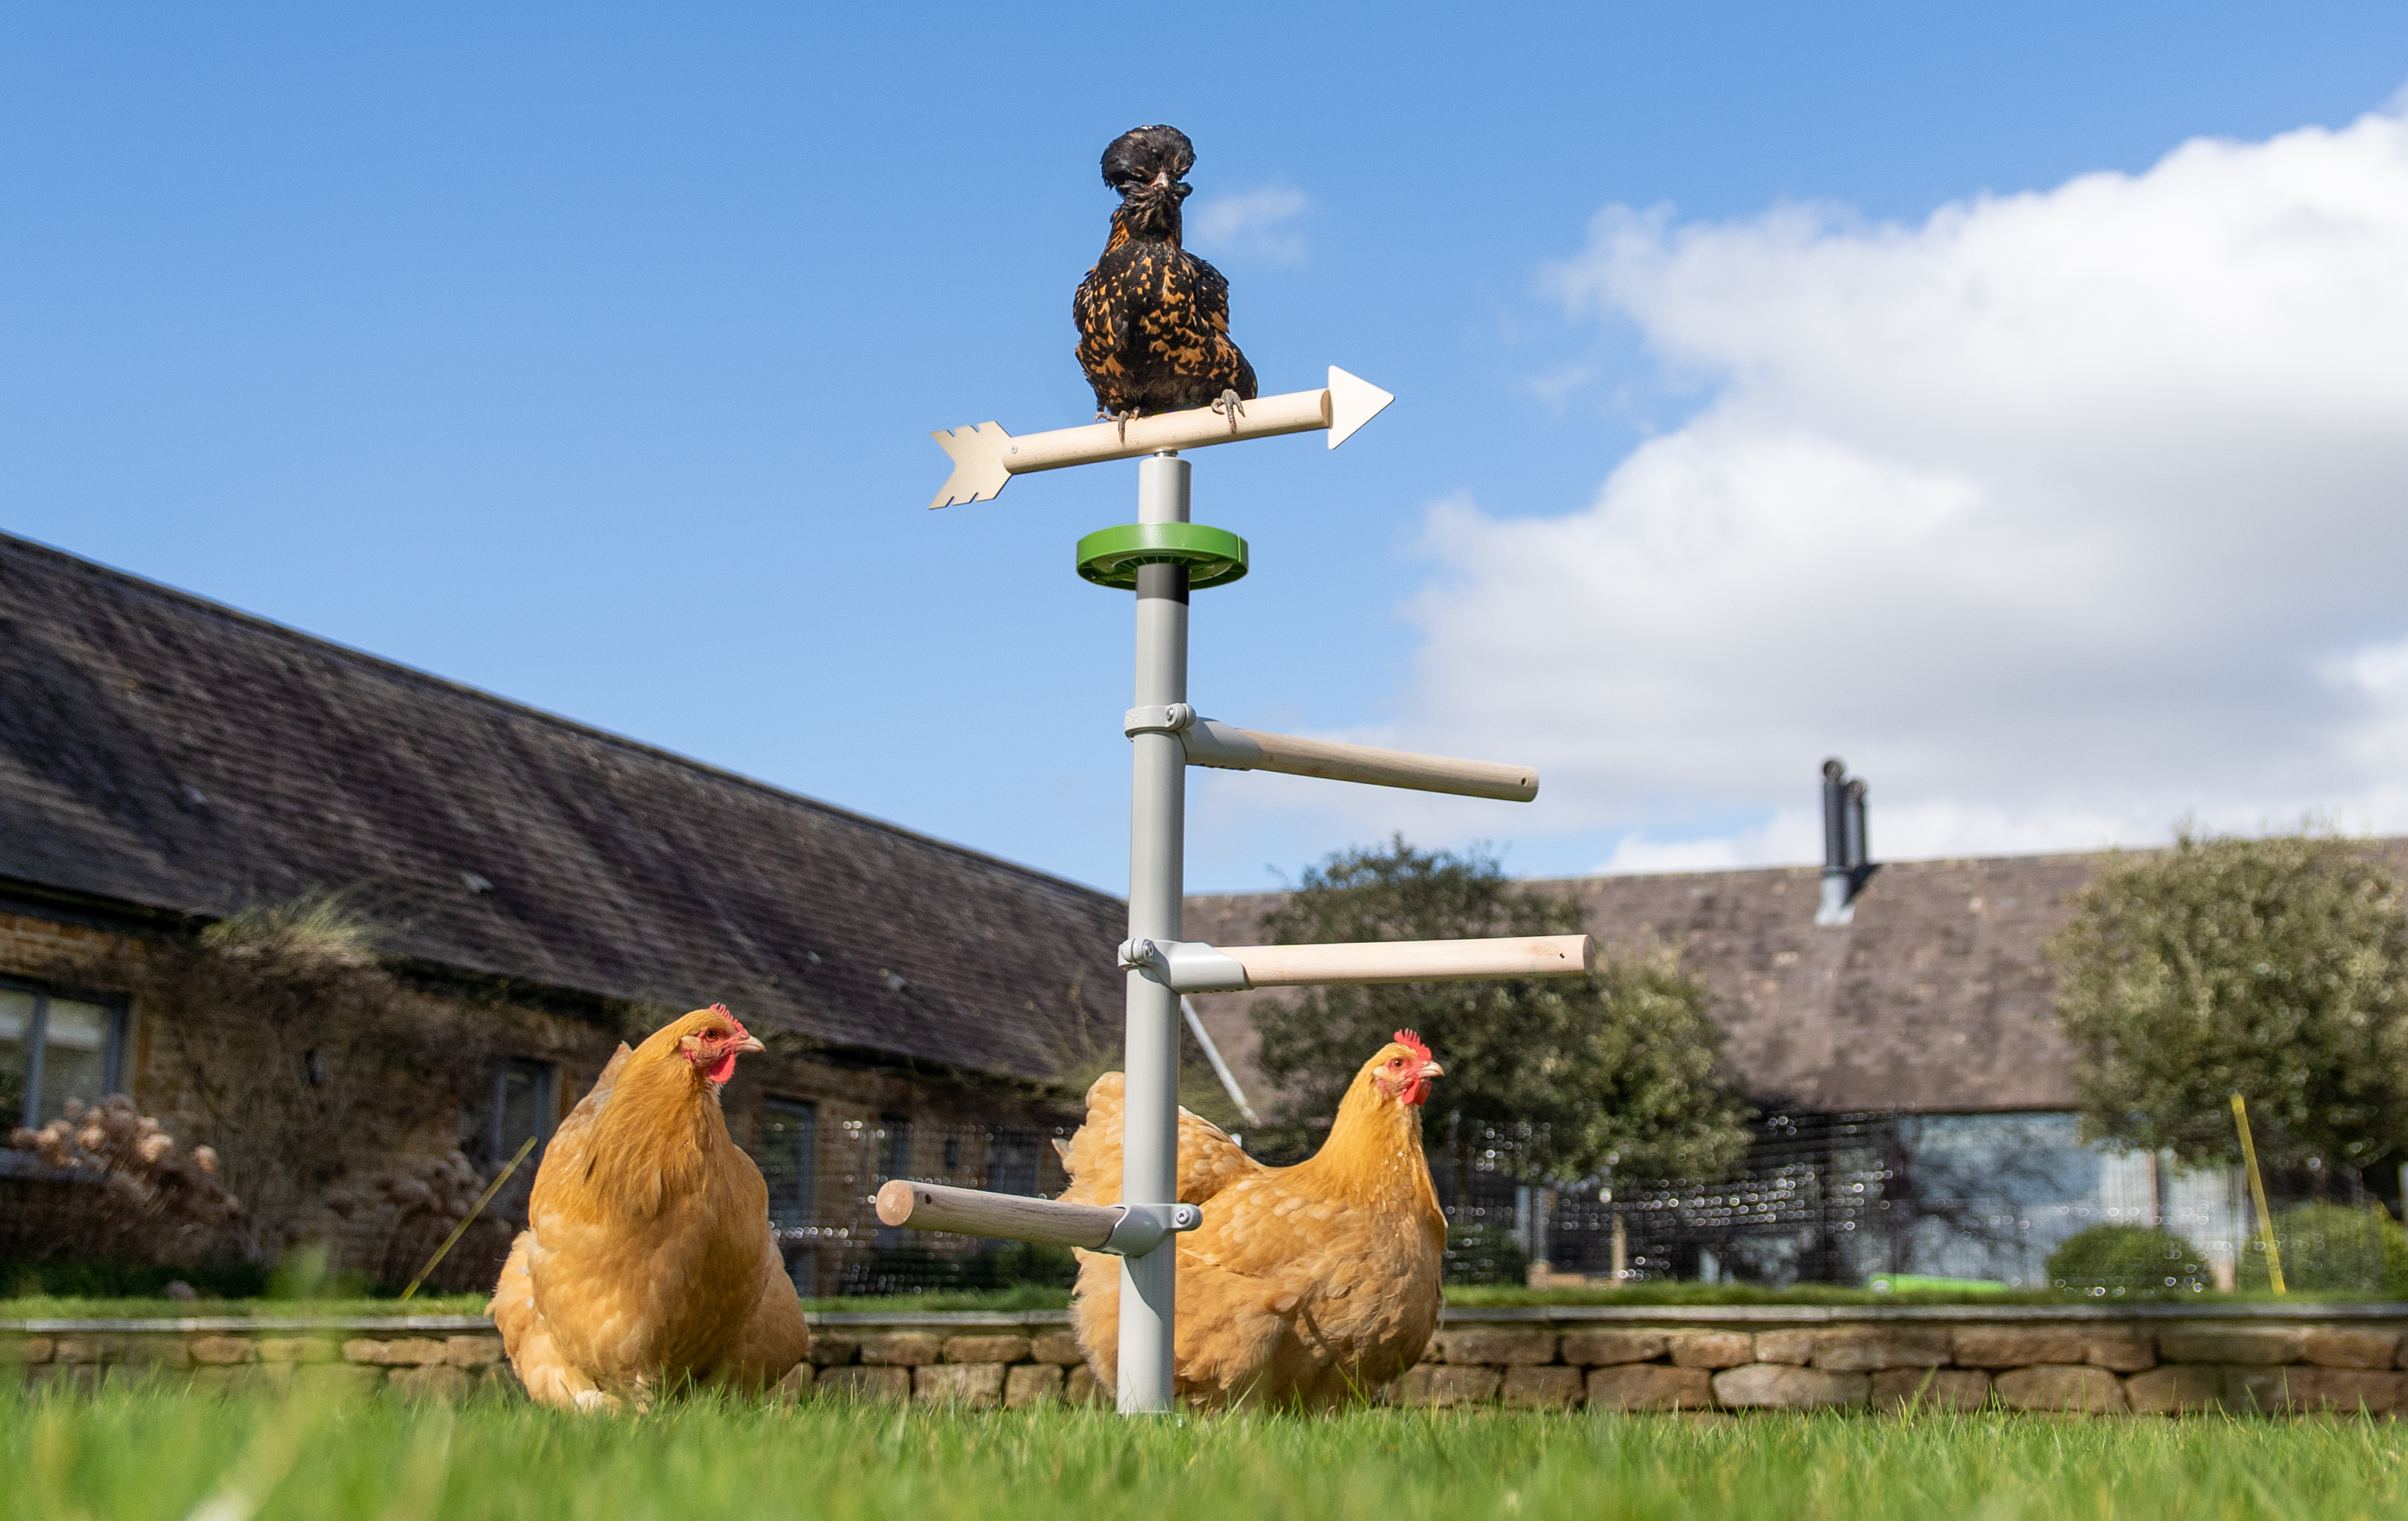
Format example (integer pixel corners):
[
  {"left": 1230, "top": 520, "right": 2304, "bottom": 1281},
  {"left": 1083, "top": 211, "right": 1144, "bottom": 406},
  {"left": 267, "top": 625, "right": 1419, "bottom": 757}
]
[
  {"left": 490, "top": 1005, "right": 809, "bottom": 1410},
  {"left": 1073, "top": 123, "right": 1258, "bottom": 422},
  {"left": 1056, "top": 1032, "right": 1446, "bottom": 1409}
]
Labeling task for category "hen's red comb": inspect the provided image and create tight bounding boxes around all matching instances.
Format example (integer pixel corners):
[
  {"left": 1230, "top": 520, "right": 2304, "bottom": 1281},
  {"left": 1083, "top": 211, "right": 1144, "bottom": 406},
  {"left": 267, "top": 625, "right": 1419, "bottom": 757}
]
[
  {"left": 1393, "top": 1029, "right": 1431, "bottom": 1064},
  {"left": 710, "top": 1002, "right": 749, "bottom": 1036}
]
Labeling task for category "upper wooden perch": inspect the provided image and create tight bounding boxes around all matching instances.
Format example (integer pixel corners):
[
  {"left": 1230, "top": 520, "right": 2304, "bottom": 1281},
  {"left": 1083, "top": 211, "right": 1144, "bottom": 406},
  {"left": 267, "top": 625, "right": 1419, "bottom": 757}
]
[
  {"left": 1182, "top": 719, "right": 1539, "bottom": 802},
  {"left": 926, "top": 366, "right": 1395, "bottom": 510},
  {"left": 1120, "top": 933, "right": 1595, "bottom": 995}
]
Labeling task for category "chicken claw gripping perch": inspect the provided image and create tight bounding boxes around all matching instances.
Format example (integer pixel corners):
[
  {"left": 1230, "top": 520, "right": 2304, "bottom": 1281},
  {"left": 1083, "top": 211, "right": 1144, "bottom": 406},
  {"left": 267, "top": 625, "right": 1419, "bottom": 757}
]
[
  {"left": 490, "top": 1005, "right": 809, "bottom": 1411},
  {"left": 1056, "top": 1032, "right": 1447, "bottom": 1410}
]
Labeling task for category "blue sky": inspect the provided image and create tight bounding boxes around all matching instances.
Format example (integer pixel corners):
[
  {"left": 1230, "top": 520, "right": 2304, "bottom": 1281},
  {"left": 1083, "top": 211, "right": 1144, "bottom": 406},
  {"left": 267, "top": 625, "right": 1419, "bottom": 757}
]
[{"left": 8, "top": 5, "right": 2408, "bottom": 895}]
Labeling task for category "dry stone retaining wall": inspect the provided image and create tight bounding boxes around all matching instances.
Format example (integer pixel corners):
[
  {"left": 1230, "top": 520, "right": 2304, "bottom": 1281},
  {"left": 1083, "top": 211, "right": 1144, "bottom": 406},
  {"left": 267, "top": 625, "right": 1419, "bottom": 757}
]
[
  {"left": 9, "top": 1305, "right": 2408, "bottom": 1415},
  {"left": 1401, "top": 1307, "right": 2408, "bottom": 1416}
]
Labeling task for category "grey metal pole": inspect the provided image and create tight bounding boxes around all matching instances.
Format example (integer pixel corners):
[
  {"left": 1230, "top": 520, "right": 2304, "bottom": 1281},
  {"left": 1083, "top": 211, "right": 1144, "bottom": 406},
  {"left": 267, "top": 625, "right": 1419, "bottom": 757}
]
[{"left": 1120, "top": 450, "right": 1190, "bottom": 1414}]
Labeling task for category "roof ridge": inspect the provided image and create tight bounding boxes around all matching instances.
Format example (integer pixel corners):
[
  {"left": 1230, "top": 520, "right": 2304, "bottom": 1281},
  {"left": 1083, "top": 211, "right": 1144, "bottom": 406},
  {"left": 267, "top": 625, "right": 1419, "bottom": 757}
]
[{"left": 0, "top": 529, "right": 1121, "bottom": 909}]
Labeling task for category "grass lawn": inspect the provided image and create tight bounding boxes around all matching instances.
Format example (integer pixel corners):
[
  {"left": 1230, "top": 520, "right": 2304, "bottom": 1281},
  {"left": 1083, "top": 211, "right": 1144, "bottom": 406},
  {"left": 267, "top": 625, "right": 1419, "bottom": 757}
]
[{"left": 8, "top": 1390, "right": 2406, "bottom": 1520}]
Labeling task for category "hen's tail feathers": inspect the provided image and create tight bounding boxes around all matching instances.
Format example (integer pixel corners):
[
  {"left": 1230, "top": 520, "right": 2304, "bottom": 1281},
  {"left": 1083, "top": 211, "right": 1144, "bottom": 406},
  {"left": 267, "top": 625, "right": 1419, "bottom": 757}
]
[
  {"left": 1056, "top": 1071, "right": 1262, "bottom": 1208},
  {"left": 491, "top": 1229, "right": 610, "bottom": 1411},
  {"left": 1056, "top": 1073, "right": 1126, "bottom": 1207}
]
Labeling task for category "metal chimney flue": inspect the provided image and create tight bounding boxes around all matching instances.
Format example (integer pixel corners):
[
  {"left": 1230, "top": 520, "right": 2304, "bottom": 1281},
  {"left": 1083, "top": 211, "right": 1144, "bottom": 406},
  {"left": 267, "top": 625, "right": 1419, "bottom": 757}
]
[{"left": 1816, "top": 759, "right": 1876, "bottom": 926}]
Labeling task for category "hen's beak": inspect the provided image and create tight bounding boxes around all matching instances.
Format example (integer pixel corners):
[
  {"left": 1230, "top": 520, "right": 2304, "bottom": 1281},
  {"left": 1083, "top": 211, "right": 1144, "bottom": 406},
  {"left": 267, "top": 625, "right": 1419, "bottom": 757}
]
[
  {"left": 737, "top": 1034, "right": 765, "bottom": 1055},
  {"left": 1420, "top": 1059, "right": 1444, "bottom": 1079},
  {"left": 1151, "top": 169, "right": 1170, "bottom": 188}
]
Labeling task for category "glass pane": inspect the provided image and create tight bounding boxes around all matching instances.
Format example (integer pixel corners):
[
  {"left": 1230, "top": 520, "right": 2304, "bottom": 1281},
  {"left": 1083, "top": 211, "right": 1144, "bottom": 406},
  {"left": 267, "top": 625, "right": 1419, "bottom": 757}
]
[
  {"left": 38, "top": 999, "right": 112, "bottom": 1127},
  {"left": 480, "top": 1061, "right": 553, "bottom": 1218},
  {"left": 986, "top": 1130, "right": 1039, "bottom": 1196},
  {"left": 0, "top": 990, "right": 31, "bottom": 1127},
  {"left": 497, "top": 1064, "right": 551, "bottom": 1156},
  {"left": 757, "top": 1101, "right": 818, "bottom": 1227}
]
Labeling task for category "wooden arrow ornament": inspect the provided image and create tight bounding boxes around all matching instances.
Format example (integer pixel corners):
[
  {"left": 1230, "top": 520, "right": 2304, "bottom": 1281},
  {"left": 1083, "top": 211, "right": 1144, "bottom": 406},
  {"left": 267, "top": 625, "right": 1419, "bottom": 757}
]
[{"left": 926, "top": 366, "right": 1394, "bottom": 510}]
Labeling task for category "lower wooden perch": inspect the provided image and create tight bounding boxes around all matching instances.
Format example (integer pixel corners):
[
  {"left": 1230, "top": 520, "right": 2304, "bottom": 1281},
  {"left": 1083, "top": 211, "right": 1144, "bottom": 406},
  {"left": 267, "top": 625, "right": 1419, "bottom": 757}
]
[{"left": 874, "top": 1180, "right": 1123, "bottom": 1250}]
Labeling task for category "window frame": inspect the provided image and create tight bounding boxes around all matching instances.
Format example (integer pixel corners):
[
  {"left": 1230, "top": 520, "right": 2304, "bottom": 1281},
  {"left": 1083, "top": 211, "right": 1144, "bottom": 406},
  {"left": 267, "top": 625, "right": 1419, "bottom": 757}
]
[
  {"left": 756, "top": 1096, "right": 821, "bottom": 1232},
  {"left": 0, "top": 974, "right": 129, "bottom": 1131},
  {"left": 462, "top": 1056, "right": 558, "bottom": 1196}
]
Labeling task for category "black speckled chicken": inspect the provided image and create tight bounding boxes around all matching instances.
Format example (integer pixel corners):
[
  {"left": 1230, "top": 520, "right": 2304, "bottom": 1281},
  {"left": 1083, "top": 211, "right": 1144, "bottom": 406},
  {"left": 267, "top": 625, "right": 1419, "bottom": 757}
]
[{"left": 1074, "top": 125, "right": 1258, "bottom": 427}]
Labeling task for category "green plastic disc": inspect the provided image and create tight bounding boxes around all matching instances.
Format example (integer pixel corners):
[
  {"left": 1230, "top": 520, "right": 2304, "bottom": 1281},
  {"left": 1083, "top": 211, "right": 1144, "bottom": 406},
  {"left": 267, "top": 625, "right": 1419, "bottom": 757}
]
[{"left": 1075, "top": 522, "right": 1250, "bottom": 590}]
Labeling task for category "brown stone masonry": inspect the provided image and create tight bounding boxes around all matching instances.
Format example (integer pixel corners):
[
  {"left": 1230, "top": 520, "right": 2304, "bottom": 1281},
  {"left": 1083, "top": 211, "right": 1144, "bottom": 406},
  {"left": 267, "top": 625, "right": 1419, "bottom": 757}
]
[{"left": 9, "top": 1305, "right": 2408, "bottom": 1413}]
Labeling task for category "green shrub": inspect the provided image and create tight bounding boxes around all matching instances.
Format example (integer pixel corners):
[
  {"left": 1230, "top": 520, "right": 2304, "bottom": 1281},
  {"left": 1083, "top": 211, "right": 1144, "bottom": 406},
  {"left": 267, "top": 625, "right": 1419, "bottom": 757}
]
[
  {"left": 2236, "top": 1203, "right": 2408, "bottom": 1296},
  {"left": 1442, "top": 1223, "right": 1530, "bottom": 1285},
  {"left": 2047, "top": 1224, "right": 2214, "bottom": 1297}
]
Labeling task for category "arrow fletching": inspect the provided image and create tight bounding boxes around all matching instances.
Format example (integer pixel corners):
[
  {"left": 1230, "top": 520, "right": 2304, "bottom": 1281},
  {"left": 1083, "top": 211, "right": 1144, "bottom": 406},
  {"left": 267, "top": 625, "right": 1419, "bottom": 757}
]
[{"left": 928, "top": 421, "right": 1015, "bottom": 510}]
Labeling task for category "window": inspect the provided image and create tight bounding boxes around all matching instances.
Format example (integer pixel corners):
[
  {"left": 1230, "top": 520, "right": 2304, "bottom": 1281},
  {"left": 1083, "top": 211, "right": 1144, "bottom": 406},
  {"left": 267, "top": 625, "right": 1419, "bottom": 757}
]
[
  {"left": 0, "top": 980, "right": 126, "bottom": 1129},
  {"left": 756, "top": 1099, "right": 820, "bottom": 1294},
  {"left": 757, "top": 1100, "right": 818, "bottom": 1231},
  {"left": 985, "top": 1129, "right": 1040, "bottom": 1197},
  {"left": 462, "top": 1059, "right": 555, "bottom": 1215}
]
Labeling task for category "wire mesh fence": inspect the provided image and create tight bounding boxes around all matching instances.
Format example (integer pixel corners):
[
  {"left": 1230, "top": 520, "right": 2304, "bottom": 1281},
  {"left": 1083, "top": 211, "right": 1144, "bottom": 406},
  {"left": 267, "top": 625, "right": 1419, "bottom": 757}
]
[
  {"left": 1432, "top": 1111, "right": 2408, "bottom": 1294},
  {"left": 681, "top": 1105, "right": 2408, "bottom": 1300},
  {"left": 754, "top": 1115, "right": 1084, "bottom": 1297}
]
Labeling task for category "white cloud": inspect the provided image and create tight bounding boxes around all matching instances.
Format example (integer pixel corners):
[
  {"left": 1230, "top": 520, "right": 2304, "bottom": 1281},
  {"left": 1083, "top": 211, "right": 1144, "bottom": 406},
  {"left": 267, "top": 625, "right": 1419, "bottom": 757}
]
[
  {"left": 1188, "top": 186, "right": 1311, "bottom": 264},
  {"left": 1383, "top": 106, "right": 2408, "bottom": 870}
]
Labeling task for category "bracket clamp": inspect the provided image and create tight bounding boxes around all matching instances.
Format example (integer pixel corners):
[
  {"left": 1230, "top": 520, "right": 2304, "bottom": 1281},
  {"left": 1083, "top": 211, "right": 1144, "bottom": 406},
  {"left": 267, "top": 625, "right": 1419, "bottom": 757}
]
[
  {"left": 1124, "top": 703, "right": 1196, "bottom": 738},
  {"left": 1117, "top": 937, "right": 1253, "bottom": 993},
  {"left": 1101, "top": 1201, "right": 1205, "bottom": 1256}
]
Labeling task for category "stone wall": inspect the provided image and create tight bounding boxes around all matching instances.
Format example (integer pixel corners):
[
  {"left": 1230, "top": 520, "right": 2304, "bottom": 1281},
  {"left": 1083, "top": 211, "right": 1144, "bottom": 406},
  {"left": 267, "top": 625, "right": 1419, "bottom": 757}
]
[
  {"left": 0, "top": 1316, "right": 514, "bottom": 1399},
  {"left": 11, "top": 1305, "right": 2408, "bottom": 1415},
  {"left": 1393, "top": 1305, "right": 2408, "bottom": 1416}
]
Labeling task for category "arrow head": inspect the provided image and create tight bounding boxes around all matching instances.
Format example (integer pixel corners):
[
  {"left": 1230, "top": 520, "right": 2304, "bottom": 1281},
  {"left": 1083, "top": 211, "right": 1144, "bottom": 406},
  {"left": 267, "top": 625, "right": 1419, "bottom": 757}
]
[
  {"left": 1326, "top": 367, "right": 1395, "bottom": 449},
  {"left": 927, "top": 421, "right": 1015, "bottom": 510}
]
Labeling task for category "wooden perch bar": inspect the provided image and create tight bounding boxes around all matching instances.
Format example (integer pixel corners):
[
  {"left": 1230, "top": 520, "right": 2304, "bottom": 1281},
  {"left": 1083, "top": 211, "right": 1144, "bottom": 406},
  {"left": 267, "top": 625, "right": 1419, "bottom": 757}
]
[
  {"left": 1181, "top": 719, "right": 1538, "bottom": 802},
  {"left": 874, "top": 1179, "right": 1123, "bottom": 1250},
  {"left": 1228, "top": 934, "right": 1593, "bottom": 987},
  {"left": 1123, "top": 933, "right": 1594, "bottom": 993}
]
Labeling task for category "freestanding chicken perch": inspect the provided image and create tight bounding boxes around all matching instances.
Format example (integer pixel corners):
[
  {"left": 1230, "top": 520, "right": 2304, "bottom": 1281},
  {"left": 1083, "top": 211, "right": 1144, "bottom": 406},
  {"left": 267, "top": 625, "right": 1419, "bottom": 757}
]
[
  {"left": 1074, "top": 124, "right": 1258, "bottom": 433},
  {"left": 490, "top": 1005, "right": 809, "bottom": 1410},
  {"left": 1056, "top": 1032, "right": 1447, "bottom": 1409}
]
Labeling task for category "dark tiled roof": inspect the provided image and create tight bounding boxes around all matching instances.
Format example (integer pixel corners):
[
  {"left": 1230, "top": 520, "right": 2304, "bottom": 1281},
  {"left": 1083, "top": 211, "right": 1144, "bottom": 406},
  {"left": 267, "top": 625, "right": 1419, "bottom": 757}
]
[
  {"left": 0, "top": 532, "right": 1123, "bottom": 1081},
  {"left": 1190, "top": 843, "right": 2408, "bottom": 1116}
]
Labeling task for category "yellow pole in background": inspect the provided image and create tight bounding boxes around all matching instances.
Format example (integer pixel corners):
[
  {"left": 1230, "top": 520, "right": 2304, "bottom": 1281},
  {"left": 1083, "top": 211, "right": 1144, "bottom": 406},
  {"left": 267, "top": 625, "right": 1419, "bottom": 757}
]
[
  {"left": 399, "top": 1134, "right": 539, "bottom": 1303},
  {"left": 2231, "top": 1094, "right": 2285, "bottom": 1296}
]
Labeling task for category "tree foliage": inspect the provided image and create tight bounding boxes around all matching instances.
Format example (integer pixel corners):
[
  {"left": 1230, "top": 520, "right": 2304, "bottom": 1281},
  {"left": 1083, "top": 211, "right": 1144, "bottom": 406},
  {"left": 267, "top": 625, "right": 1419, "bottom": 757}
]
[
  {"left": 2234, "top": 1202, "right": 2408, "bottom": 1297},
  {"left": 1250, "top": 838, "right": 1752, "bottom": 1182},
  {"left": 2047, "top": 829, "right": 2408, "bottom": 1174}
]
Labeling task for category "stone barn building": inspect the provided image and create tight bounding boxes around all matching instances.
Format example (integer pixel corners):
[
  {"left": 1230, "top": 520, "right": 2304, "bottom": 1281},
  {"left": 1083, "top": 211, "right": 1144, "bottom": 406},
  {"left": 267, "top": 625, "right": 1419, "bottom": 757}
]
[{"left": 0, "top": 532, "right": 1125, "bottom": 1294}]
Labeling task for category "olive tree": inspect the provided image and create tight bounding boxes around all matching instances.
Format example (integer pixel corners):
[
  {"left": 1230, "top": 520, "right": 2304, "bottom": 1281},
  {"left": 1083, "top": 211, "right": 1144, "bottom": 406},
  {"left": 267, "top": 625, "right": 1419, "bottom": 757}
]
[
  {"left": 1250, "top": 837, "right": 1751, "bottom": 1182},
  {"left": 2047, "top": 828, "right": 2408, "bottom": 1176}
]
